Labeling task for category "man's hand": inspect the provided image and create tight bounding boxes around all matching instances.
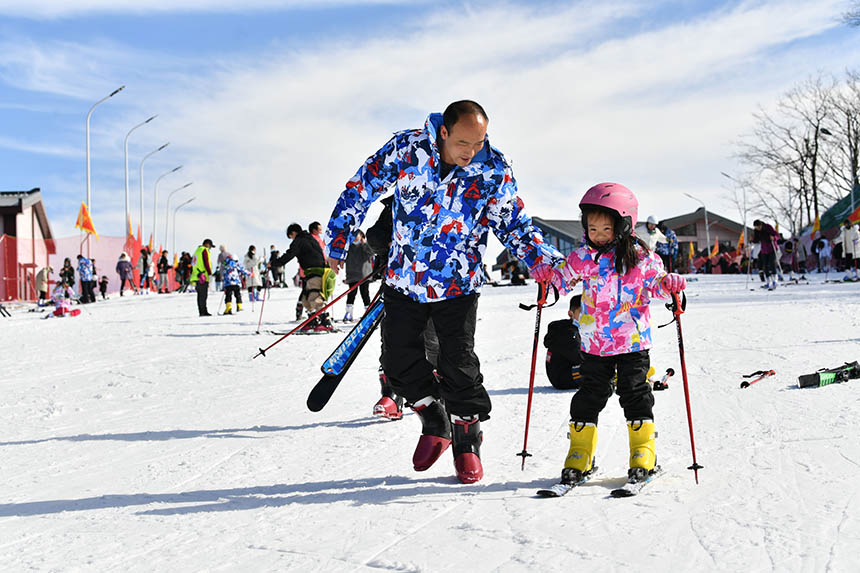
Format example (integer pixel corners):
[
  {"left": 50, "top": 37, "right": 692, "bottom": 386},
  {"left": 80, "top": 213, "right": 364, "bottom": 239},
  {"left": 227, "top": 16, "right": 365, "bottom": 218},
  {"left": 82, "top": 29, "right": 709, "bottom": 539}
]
[{"left": 327, "top": 257, "right": 343, "bottom": 274}]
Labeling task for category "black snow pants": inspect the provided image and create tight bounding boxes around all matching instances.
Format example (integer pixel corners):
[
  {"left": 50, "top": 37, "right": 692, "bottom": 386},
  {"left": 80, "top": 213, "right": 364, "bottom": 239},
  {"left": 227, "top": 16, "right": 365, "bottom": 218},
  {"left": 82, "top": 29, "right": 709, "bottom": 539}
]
[{"left": 569, "top": 350, "right": 654, "bottom": 423}]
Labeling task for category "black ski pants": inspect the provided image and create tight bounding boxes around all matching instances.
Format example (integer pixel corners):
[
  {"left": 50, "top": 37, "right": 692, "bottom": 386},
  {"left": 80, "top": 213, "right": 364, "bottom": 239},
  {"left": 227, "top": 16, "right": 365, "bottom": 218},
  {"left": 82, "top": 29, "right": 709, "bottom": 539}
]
[
  {"left": 224, "top": 284, "right": 242, "bottom": 304},
  {"left": 381, "top": 285, "right": 490, "bottom": 419},
  {"left": 346, "top": 281, "right": 370, "bottom": 306},
  {"left": 196, "top": 280, "right": 209, "bottom": 315},
  {"left": 761, "top": 251, "right": 777, "bottom": 278},
  {"left": 569, "top": 350, "right": 654, "bottom": 423}
]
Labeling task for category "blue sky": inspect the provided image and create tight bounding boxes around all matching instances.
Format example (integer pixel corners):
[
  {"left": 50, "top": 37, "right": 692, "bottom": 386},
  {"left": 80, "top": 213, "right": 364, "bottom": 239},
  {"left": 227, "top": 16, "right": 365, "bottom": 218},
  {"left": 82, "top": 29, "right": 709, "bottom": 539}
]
[{"left": 0, "top": 0, "right": 857, "bottom": 262}]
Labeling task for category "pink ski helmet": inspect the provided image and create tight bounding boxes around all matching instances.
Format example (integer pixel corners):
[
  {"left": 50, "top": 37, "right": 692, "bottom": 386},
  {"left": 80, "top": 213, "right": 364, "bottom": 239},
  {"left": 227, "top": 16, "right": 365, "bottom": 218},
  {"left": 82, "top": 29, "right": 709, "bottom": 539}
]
[{"left": 579, "top": 182, "right": 638, "bottom": 237}]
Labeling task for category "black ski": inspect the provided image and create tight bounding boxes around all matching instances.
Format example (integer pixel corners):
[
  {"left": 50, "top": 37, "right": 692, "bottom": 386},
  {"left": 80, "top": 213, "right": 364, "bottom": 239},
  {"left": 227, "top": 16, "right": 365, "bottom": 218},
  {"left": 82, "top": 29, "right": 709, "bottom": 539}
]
[
  {"left": 306, "top": 299, "right": 385, "bottom": 412},
  {"left": 536, "top": 466, "right": 598, "bottom": 498},
  {"left": 610, "top": 466, "right": 663, "bottom": 497}
]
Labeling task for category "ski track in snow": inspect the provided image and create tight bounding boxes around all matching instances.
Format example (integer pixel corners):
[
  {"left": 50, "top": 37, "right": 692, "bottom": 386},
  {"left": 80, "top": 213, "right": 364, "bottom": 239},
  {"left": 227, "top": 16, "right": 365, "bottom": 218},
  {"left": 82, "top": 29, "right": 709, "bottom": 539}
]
[{"left": 1, "top": 276, "right": 860, "bottom": 571}]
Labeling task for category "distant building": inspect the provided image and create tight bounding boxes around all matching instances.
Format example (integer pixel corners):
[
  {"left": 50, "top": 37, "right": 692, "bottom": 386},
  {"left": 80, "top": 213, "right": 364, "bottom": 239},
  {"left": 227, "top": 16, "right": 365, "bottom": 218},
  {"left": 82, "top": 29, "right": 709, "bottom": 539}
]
[{"left": 0, "top": 188, "right": 55, "bottom": 301}]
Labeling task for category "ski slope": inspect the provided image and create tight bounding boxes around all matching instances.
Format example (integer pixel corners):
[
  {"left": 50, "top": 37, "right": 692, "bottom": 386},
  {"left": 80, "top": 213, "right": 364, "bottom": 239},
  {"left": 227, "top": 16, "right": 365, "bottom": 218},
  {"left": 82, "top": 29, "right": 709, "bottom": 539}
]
[{"left": 2, "top": 275, "right": 860, "bottom": 572}]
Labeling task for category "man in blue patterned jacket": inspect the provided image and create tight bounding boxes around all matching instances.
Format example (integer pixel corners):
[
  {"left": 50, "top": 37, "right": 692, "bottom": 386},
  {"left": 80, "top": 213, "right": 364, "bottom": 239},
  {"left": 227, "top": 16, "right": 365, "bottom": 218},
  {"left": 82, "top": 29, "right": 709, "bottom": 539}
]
[{"left": 325, "top": 100, "right": 563, "bottom": 483}]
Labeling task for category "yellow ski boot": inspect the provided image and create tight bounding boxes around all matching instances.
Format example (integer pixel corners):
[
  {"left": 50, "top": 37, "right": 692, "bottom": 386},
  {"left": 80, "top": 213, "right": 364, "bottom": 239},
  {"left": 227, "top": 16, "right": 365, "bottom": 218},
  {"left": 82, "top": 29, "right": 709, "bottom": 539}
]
[
  {"left": 224, "top": 302, "right": 233, "bottom": 315},
  {"left": 628, "top": 419, "right": 657, "bottom": 472},
  {"left": 562, "top": 422, "right": 598, "bottom": 483}
]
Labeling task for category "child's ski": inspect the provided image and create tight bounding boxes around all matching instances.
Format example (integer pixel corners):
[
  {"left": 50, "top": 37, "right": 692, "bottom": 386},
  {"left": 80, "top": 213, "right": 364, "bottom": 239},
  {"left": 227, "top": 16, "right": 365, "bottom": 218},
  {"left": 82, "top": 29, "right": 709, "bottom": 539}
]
[
  {"left": 536, "top": 467, "right": 598, "bottom": 498},
  {"left": 306, "top": 299, "right": 385, "bottom": 412},
  {"left": 740, "top": 369, "right": 775, "bottom": 389},
  {"left": 610, "top": 466, "right": 663, "bottom": 497}
]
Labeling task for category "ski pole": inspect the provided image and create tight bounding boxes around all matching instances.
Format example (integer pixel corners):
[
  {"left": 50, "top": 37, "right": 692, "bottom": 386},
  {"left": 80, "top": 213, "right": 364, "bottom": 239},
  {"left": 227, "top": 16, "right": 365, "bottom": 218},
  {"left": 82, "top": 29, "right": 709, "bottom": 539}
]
[
  {"left": 252, "top": 266, "right": 382, "bottom": 359},
  {"left": 216, "top": 291, "right": 225, "bottom": 316},
  {"left": 255, "top": 286, "right": 269, "bottom": 334},
  {"left": 516, "top": 282, "right": 556, "bottom": 470},
  {"left": 740, "top": 369, "right": 775, "bottom": 389},
  {"left": 662, "top": 292, "right": 704, "bottom": 483}
]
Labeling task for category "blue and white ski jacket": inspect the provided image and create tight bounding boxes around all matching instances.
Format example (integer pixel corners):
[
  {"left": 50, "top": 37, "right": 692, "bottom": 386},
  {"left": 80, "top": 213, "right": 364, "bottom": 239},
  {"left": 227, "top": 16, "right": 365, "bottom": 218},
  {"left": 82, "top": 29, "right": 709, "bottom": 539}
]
[
  {"left": 655, "top": 227, "right": 678, "bottom": 257},
  {"left": 325, "top": 113, "right": 563, "bottom": 303},
  {"left": 222, "top": 257, "right": 249, "bottom": 288},
  {"left": 77, "top": 257, "right": 93, "bottom": 282}
]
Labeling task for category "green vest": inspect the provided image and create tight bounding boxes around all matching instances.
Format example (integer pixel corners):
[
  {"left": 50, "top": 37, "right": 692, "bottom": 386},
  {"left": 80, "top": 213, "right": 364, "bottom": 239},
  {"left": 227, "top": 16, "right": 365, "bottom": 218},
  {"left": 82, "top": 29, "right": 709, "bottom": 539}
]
[{"left": 191, "top": 245, "right": 210, "bottom": 283}]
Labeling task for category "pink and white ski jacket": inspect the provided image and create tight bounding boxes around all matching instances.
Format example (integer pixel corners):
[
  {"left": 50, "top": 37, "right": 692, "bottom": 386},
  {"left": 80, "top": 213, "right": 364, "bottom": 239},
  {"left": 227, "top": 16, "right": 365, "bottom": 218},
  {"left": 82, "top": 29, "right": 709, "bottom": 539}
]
[{"left": 560, "top": 242, "right": 669, "bottom": 357}]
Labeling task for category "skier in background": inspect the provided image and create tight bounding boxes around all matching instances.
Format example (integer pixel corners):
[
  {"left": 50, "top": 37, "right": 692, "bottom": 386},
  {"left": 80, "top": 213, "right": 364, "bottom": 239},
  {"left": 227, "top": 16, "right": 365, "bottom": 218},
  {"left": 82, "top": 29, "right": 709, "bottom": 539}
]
[
  {"left": 324, "top": 100, "right": 564, "bottom": 483},
  {"left": 752, "top": 220, "right": 779, "bottom": 290},
  {"left": 137, "top": 248, "right": 152, "bottom": 294},
  {"left": 116, "top": 252, "right": 136, "bottom": 295},
  {"left": 35, "top": 265, "right": 52, "bottom": 305},
  {"left": 190, "top": 239, "right": 215, "bottom": 316},
  {"left": 644, "top": 216, "right": 666, "bottom": 253},
  {"left": 157, "top": 250, "right": 171, "bottom": 293},
  {"left": 76, "top": 254, "right": 95, "bottom": 304},
  {"left": 531, "top": 182, "right": 686, "bottom": 489},
  {"left": 59, "top": 258, "right": 75, "bottom": 290},
  {"left": 841, "top": 219, "right": 860, "bottom": 281},
  {"left": 343, "top": 230, "right": 375, "bottom": 322},
  {"left": 222, "top": 255, "right": 250, "bottom": 315},
  {"left": 273, "top": 224, "right": 333, "bottom": 331},
  {"left": 244, "top": 245, "right": 264, "bottom": 302},
  {"left": 98, "top": 275, "right": 109, "bottom": 300}
]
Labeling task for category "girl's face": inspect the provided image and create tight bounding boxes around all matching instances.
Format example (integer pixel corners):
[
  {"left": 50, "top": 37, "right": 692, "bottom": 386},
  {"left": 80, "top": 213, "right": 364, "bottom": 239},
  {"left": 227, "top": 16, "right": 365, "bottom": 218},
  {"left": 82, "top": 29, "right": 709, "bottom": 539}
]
[{"left": 587, "top": 211, "right": 615, "bottom": 247}]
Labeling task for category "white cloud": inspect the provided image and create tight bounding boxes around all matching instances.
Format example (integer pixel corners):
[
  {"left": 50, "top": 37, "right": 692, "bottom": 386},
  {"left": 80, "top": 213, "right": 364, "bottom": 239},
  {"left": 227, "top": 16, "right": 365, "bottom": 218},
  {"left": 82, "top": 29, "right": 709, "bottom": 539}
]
[
  {"left": 2, "top": 0, "right": 854, "bottom": 268},
  {"left": 0, "top": 0, "right": 414, "bottom": 19}
]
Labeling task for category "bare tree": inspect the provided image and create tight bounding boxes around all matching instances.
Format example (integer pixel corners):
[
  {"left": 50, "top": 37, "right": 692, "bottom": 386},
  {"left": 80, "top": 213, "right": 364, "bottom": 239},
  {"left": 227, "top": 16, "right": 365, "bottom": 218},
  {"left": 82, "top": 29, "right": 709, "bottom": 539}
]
[
  {"left": 843, "top": 1, "right": 860, "bottom": 26},
  {"left": 734, "top": 76, "right": 836, "bottom": 232},
  {"left": 821, "top": 70, "right": 860, "bottom": 201}
]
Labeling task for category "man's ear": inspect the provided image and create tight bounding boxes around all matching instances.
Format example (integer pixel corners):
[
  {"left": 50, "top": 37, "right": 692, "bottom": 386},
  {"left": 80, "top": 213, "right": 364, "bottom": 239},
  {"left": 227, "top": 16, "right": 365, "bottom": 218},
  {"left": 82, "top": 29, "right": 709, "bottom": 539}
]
[{"left": 439, "top": 125, "right": 449, "bottom": 141}]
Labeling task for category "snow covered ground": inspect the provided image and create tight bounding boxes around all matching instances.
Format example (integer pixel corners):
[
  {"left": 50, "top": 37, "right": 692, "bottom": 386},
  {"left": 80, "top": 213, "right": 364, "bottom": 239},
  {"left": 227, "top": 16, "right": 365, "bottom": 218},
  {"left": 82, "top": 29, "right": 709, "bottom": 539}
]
[{"left": 2, "top": 274, "right": 860, "bottom": 572}]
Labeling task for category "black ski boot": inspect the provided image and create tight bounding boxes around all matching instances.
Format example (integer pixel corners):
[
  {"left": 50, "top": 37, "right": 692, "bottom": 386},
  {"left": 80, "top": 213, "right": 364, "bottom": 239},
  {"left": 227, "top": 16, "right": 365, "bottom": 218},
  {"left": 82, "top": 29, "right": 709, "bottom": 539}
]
[
  {"left": 451, "top": 414, "right": 483, "bottom": 483},
  {"left": 411, "top": 397, "right": 451, "bottom": 471}
]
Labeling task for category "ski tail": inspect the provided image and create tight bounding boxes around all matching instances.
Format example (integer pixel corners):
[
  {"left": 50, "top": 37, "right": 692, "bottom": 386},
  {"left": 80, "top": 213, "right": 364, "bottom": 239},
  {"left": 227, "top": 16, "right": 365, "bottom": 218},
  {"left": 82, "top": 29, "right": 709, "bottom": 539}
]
[{"left": 798, "top": 361, "right": 860, "bottom": 388}]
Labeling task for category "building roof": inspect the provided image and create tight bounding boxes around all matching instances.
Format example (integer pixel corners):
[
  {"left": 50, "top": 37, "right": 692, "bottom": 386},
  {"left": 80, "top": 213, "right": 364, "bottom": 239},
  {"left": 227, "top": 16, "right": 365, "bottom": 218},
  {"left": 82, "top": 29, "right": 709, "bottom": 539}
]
[
  {"left": 660, "top": 207, "right": 747, "bottom": 234},
  {"left": 533, "top": 216, "right": 584, "bottom": 241},
  {"left": 0, "top": 188, "right": 54, "bottom": 240}
]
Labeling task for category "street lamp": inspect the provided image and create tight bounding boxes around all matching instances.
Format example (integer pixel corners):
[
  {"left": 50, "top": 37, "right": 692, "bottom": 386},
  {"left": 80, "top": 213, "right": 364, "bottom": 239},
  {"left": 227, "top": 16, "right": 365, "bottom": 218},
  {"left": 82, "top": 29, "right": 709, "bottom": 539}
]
[
  {"left": 164, "top": 182, "right": 193, "bottom": 252},
  {"left": 684, "top": 192, "right": 710, "bottom": 253},
  {"left": 173, "top": 197, "right": 196, "bottom": 258},
  {"left": 124, "top": 115, "right": 156, "bottom": 237},
  {"left": 138, "top": 142, "right": 169, "bottom": 249},
  {"left": 86, "top": 85, "right": 124, "bottom": 209},
  {"left": 152, "top": 166, "right": 182, "bottom": 251}
]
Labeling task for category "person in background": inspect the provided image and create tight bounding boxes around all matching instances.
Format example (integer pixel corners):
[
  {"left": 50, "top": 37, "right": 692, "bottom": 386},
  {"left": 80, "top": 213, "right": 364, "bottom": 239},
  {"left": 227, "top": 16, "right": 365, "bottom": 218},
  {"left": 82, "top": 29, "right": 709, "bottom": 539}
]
[
  {"left": 222, "top": 255, "right": 250, "bottom": 315},
  {"left": 244, "top": 245, "right": 264, "bottom": 302},
  {"left": 644, "top": 216, "right": 666, "bottom": 253},
  {"left": 273, "top": 224, "right": 332, "bottom": 331},
  {"left": 190, "top": 239, "right": 215, "bottom": 316},
  {"left": 116, "top": 252, "right": 136, "bottom": 295},
  {"left": 269, "top": 245, "right": 285, "bottom": 287},
  {"left": 35, "top": 265, "right": 53, "bottom": 305},
  {"left": 137, "top": 248, "right": 152, "bottom": 294},
  {"left": 655, "top": 222, "right": 678, "bottom": 273},
  {"left": 752, "top": 220, "right": 779, "bottom": 290},
  {"left": 60, "top": 258, "right": 75, "bottom": 290},
  {"left": 216, "top": 245, "right": 229, "bottom": 292},
  {"left": 343, "top": 230, "right": 375, "bottom": 321},
  {"left": 76, "top": 254, "right": 95, "bottom": 304},
  {"left": 98, "top": 275, "right": 109, "bottom": 300},
  {"left": 841, "top": 219, "right": 860, "bottom": 281},
  {"left": 543, "top": 294, "right": 584, "bottom": 390},
  {"left": 157, "top": 250, "right": 171, "bottom": 293}
]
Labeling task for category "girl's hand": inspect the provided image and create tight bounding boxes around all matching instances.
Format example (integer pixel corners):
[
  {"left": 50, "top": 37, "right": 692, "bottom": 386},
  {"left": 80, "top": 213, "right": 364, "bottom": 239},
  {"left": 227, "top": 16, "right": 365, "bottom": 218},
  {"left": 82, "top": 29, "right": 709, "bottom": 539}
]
[
  {"left": 661, "top": 273, "right": 686, "bottom": 293},
  {"left": 530, "top": 263, "right": 565, "bottom": 291}
]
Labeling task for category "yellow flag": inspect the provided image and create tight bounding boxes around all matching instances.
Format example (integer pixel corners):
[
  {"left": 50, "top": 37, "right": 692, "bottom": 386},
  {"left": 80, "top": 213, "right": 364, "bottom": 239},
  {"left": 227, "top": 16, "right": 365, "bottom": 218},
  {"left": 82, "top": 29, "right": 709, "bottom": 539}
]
[
  {"left": 710, "top": 236, "right": 719, "bottom": 257},
  {"left": 688, "top": 242, "right": 695, "bottom": 260},
  {"left": 75, "top": 202, "right": 98, "bottom": 238},
  {"left": 811, "top": 215, "right": 820, "bottom": 239}
]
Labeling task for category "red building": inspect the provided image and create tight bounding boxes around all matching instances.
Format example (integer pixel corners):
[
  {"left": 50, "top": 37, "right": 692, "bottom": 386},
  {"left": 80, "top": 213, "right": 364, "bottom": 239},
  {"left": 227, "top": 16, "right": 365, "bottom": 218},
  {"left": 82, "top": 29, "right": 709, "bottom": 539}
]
[{"left": 0, "top": 188, "right": 55, "bottom": 301}]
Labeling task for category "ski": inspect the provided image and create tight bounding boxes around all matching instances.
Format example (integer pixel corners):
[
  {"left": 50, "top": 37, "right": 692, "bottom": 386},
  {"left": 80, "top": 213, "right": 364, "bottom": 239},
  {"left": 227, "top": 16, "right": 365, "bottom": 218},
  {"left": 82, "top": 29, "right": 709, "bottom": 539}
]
[
  {"left": 740, "top": 369, "right": 775, "bottom": 389},
  {"left": 306, "top": 298, "right": 385, "bottom": 412},
  {"left": 649, "top": 367, "right": 674, "bottom": 391},
  {"left": 797, "top": 361, "right": 860, "bottom": 388},
  {"left": 610, "top": 465, "right": 663, "bottom": 497},
  {"left": 536, "top": 466, "right": 598, "bottom": 498}
]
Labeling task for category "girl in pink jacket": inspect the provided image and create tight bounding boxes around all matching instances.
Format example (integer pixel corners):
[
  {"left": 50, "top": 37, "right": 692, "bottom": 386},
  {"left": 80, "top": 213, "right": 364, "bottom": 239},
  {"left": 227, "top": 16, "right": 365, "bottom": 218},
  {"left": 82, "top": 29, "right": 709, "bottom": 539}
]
[{"left": 532, "top": 182, "right": 686, "bottom": 489}]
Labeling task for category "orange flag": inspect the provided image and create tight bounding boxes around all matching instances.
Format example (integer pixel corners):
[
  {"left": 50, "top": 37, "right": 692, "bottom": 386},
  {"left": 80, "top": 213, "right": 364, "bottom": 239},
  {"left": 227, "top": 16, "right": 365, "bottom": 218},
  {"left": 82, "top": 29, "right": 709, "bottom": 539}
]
[
  {"left": 709, "top": 236, "right": 719, "bottom": 258},
  {"left": 736, "top": 230, "right": 745, "bottom": 252},
  {"left": 811, "top": 215, "right": 820, "bottom": 239},
  {"left": 688, "top": 242, "right": 695, "bottom": 260},
  {"left": 75, "top": 202, "right": 98, "bottom": 237}
]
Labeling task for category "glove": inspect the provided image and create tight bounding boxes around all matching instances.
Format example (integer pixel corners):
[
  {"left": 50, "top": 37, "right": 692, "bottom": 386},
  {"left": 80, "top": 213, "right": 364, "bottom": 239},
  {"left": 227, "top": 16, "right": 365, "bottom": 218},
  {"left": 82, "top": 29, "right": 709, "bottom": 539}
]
[
  {"left": 661, "top": 273, "right": 686, "bottom": 293},
  {"left": 530, "top": 263, "right": 565, "bottom": 291}
]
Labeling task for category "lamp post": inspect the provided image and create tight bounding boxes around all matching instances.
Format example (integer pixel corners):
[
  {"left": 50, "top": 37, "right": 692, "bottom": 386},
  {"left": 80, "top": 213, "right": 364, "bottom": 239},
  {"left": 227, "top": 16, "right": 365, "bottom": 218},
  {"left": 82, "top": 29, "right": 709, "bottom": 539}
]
[
  {"left": 684, "top": 192, "right": 710, "bottom": 253},
  {"left": 173, "top": 197, "right": 196, "bottom": 258},
  {"left": 139, "top": 143, "right": 169, "bottom": 249},
  {"left": 124, "top": 115, "right": 156, "bottom": 237},
  {"left": 152, "top": 166, "right": 182, "bottom": 251},
  {"left": 164, "top": 182, "right": 193, "bottom": 253},
  {"left": 86, "top": 85, "right": 124, "bottom": 209}
]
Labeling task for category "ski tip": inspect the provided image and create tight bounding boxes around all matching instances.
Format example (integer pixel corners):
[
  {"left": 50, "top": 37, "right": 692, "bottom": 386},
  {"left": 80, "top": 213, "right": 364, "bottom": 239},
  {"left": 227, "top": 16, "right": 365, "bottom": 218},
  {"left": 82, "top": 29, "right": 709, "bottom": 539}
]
[{"left": 740, "top": 381, "right": 749, "bottom": 389}]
